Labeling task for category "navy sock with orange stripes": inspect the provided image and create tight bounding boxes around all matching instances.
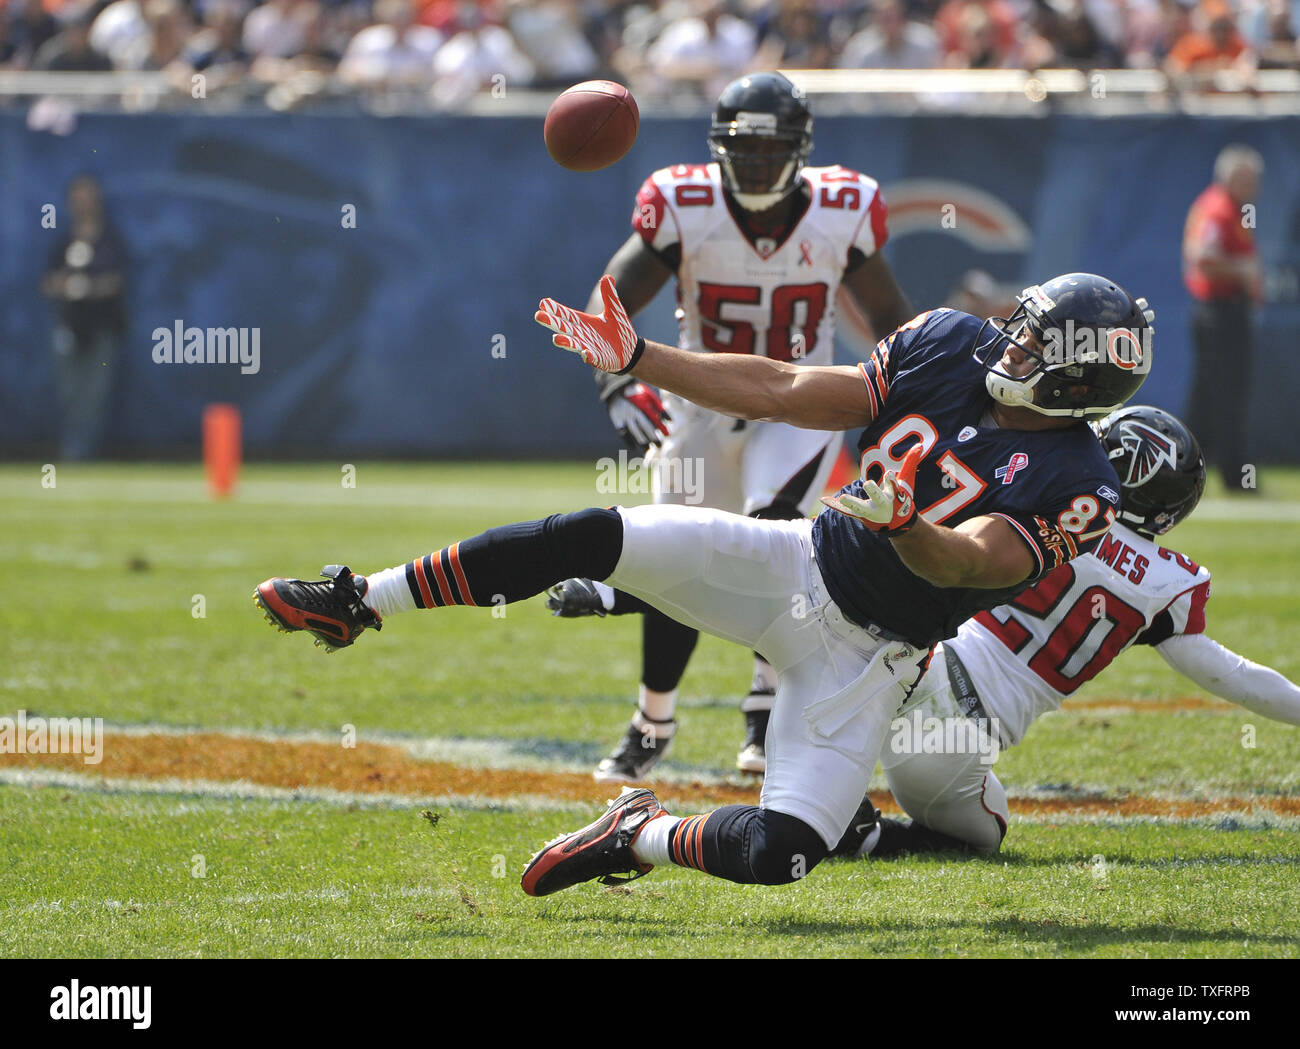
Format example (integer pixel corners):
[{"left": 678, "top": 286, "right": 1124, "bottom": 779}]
[
  {"left": 668, "top": 805, "right": 828, "bottom": 885},
  {"left": 367, "top": 508, "right": 624, "bottom": 614}
]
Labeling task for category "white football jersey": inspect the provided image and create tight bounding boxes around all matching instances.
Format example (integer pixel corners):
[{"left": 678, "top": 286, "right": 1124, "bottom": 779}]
[
  {"left": 948, "top": 522, "right": 1212, "bottom": 745},
  {"left": 632, "top": 163, "right": 889, "bottom": 366}
]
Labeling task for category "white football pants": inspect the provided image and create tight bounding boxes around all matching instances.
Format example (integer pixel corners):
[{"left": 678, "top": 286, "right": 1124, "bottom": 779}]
[
  {"left": 607, "top": 504, "right": 929, "bottom": 848},
  {"left": 879, "top": 646, "right": 1010, "bottom": 853}
]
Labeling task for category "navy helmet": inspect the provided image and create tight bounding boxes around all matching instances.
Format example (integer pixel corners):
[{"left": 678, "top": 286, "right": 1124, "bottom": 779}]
[
  {"left": 973, "top": 273, "right": 1153, "bottom": 418},
  {"left": 708, "top": 72, "right": 813, "bottom": 211}
]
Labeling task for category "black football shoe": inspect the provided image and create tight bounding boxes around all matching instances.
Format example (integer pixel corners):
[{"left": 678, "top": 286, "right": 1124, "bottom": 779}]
[
  {"left": 830, "top": 797, "right": 884, "bottom": 859},
  {"left": 521, "top": 787, "right": 668, "bottom": 897},
  {"left": 736, "top": 704, "right": 771, "bottom": 774},
  {"left": 254, "top": 564, "right": 382, "bottom": 652},
  {"left": 544, "top": 577, "right": 607, "bottom": 617},
  {"left": 831, "top": 795, "right": 973, "bottom": 859},
  {"left": 593, "top": 719, "right": 674, "bottom": 783}
]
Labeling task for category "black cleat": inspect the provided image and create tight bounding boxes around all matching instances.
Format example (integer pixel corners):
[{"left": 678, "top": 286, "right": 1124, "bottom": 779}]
[
  {"left": 544, "top": 577, "right": 607, "bottom": 618},
  {"left": 736, "top": 703, "right": 771, "bottom": 774},
  {"left": 831, "top": 797, "right": 885, "bottom": 859},
  {"left": 253, "top": 564, "right": 382, "bottom": 652},
  {"left": 593, "top": 719, "right": 674, "bottom": 783},
  {"left": 521, "top": 787, "right": 667, "bottom": 897},
  {"left": 831, "top": 795, "right": 972, "bottom": 859}
]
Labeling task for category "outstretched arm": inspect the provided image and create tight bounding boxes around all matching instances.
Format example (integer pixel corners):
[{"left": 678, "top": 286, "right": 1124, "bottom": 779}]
[
  {"left": 632, "top": 344, "right": 874, "bottom": 430},
  {"left": 1157, "top": 633, "right": 1300, "bottom": 725},
  {"left": 537, "top": 275, "right": 875, "bottom": 432}
]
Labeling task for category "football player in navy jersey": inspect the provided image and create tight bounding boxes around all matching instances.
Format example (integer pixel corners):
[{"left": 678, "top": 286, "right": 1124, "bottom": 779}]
[
  {"left": 546, "top": 71, "right": 913, "bottom": 783},
  {"left": 254, "top": 272, "right": 1155, "bottom": 898}
]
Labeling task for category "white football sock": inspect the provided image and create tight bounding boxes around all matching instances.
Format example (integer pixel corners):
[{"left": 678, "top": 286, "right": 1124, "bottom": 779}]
[
  {"left": 631, "top": 811, "right": 680, "bottom": 866},
  {"left": 638, "top": 685, "right": 678, "bottom": 725},
  {"left": 632, "top": 706, "right": 676, "bottom": 739},
  {"left": 592, "top": 580, "right": 617, "bottom": 612},
  {"left": 363, "top": 566, "right": 417, "bottom": 617},
  {"left": 748, "top": 655, "right": 778, "bottom": 697}
]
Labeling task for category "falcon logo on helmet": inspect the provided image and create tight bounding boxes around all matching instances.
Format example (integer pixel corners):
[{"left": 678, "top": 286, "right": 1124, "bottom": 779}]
[
  {"left": 708, "top": 72, "right": 813, "bottom": 212},
  {"left": 971, "top": 273, "right": 1154, "bottom": 419},
  {"left": 1111, "top": 420, "right": 1178, "bottom": 487},
  {"left": 1094, "top": 406, "right": 1206, "bottom": 537}
]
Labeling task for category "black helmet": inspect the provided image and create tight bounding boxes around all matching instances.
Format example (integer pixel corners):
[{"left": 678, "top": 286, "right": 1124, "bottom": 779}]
[
  {"left": 708, "top": 72, "right": 813, "bottom": 211},
  {"left": 972, "top": 273, "right": 1153, "bottom": 418},
  {"left": 1095, "top": 406, "right": 1206, "bottom": 536}
]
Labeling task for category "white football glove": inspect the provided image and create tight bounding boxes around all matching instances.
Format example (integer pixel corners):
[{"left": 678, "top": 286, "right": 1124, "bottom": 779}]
[{"left": 1135, "top": 296, "right": 1155, "bottom": 329}]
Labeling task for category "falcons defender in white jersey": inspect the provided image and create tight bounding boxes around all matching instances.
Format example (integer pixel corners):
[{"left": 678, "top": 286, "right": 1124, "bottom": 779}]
[
  {"left": 834, "top": 406, "right": 1300, "bottom": 859},
  {"left": 545, "top": 72, "right": 912, "bottom": 782}
]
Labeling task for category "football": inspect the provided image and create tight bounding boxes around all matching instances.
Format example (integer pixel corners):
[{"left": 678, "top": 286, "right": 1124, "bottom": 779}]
[{"left": 543, "top": 81, "right": 639, "bottom": 172}]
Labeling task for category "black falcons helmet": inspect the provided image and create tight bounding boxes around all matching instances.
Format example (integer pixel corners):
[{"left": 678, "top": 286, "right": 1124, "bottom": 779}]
[
  {"left": 972, "top": 273, "right": 1153, "bottom": 418},
  {"left": 1095, "top": 406, "right": 1206, "bottom": 536},
  {"left": 708, "top": 72, "right": 813, "bottom": 211}
]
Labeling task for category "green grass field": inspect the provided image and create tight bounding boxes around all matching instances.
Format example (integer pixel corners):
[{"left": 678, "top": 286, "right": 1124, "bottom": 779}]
[{"left": 4, "top": 461, "right": 1299, "bottom": 958}]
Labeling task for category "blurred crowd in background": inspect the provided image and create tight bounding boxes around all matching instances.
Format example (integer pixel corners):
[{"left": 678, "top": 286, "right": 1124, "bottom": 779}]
[{"left": 0, "top": 0, "right": 1297, "bottom": 105}]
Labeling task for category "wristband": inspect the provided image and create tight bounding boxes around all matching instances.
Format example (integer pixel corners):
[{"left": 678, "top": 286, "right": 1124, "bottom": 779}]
[{"left": 616, "top": 337, "right": 646, "bottom": 376}]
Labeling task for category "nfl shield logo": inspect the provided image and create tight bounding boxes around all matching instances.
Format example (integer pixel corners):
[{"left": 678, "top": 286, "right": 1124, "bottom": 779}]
[{"left": 755, "top": 237, "right": 777, "bottom": 258}]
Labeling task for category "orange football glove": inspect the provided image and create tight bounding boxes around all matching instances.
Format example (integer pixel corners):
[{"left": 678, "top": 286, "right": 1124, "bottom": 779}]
[
  {"left": 536, "top": 274, "right": 645, "bottom": 374},
  {"left": 820, "top": 443, "right": 924, "bottom": 534}
]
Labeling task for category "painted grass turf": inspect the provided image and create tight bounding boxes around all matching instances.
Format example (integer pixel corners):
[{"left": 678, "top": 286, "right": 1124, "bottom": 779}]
[{"left": 4, "top": 462, "right": 1300, "bottom": 957}]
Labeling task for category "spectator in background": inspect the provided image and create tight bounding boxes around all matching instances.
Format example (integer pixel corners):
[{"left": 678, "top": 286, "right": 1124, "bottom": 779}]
[
  {"left": 0, "top": 15, "right": 14, "bottom": 65},
  {"left": 644, "top": 0, "right": 758, "bottom": 99},
  {"left": 1166, "top": 7, "right": 1256, "bottom": 82},
  {"left": 33, "top": 9, "right": 115, "bottom": 69},
  {"left": 504, "top": 0, "right": 598, "bottom": 89},
  {"left": 89, "top": 0, "right": 149, "bottom": 69},
  {"left": 113, "top": 0, "right": 192, "bottom": 69},
  {"left": 243, "top": 0, "right": 310, "bottom": 58},
  {"left": 7, "top": 0, "right": 61, "bottom": 68},
  {"left": 123, "top": 0, "right": 192, "bottom": 71},
  {"left": 1055, "top": 1, "right": 1123, "bottom": 66},
  {"left": 945, "top": 0, "right": 1016, "bottom": 66},
  {"left": 339, "top": 0, "right": 443, "bottom": 90},
  {"left": 839, "top": 0, "right": 940, "bottom": 68},
  {"left": 431, "top": 1, "right": 534, "bottom": 105},
  {"left": 42, "top": 175, "right": 129, "bottom": 461},
  {"left": 1257, "top": 1, "right": 1300, "bottom": 67},
  {"left": 1182, "top": 144, "right": 1264, "bottom": 492},
  {"left": 183, "top": 0, "right": 252, "bottom": 83},
  {"left": 252, "top": 1, "right": 343, "bottom": 84},
  {"left": 935, "top": 0, "right": 1020, "bottom": 66},
  {"left": 754, "top": 0, "right": 835, "bottom": 69}
]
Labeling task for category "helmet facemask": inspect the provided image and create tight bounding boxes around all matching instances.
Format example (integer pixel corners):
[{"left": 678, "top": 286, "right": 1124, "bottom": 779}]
[
  {"left": 973, "top": 282, "right": 1151, "bottom": 419},
  {"left": 709, "top": 117, "right": 811, "bottom": 211}
]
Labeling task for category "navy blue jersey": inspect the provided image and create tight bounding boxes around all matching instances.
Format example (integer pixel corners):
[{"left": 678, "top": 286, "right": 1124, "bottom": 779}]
[{"left": 811, "top": 308, "right": 1122, "bottom": 646}]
